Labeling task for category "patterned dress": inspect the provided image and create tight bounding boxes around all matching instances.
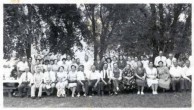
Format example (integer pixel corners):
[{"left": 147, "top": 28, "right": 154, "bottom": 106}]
[{"left": 122, "top": 68, "right": 136, "bottom": 89}]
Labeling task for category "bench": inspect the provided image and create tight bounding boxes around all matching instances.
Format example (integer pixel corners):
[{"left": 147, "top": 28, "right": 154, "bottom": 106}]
[{"left": 3, "top": 80, "right": 19, "bottom": 97}]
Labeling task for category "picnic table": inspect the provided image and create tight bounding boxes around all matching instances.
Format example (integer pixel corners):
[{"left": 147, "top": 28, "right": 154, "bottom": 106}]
[{"left": 3, "top": 79, "right": 19, "bottom": 97}]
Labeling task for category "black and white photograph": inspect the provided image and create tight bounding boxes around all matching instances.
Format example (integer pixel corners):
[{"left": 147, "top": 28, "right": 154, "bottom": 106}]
[{"left": 2, "top": 1, "right": 193, "bottom": 108}]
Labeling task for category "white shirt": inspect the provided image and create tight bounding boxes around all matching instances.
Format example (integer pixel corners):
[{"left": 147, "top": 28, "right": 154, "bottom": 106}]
[
  {"left": 57, "top": 61, "right": 63, "bottom": 66},
  {"left": 77, "top": 71, "right": 86, "bottom": 80},
  {"left": 84, "top": 60, "right": 93, "bottom": 78},
  {"left": 181, "top": 66, "right": 192, "bottom": 77},
  {"left": 154, "top": 56, "right": 167, "bottom": 66},
  {"left": 44, "top": 71, "right": 56, "bottom": 82},
  {"left": 166, "top": 57, "right": 176, "bottom": 68},
  {"left": 141, "top": 60, "right": 149, "bottom": 69},
  {"left": 169, "top": 66, "right": 182, "bottom": 78},
  {"left": 66, "top": 60, "right": 72, "bottom": 71},
  {"left": 89, "top": 71, "right": 101, "bottom": 80},
  {"left": 101, "top": 69, "right": 112, "bottom": 79},
  {"left": 33, "top": 72, "right": 44, "bottom": 86},
  {"left": 19, "top": 72, "right": 33, "bottom": 85},
  {"left": 17, "top": 61, "right": 28, "bottom": 71},
  {"left": 74, "top": 50, "right": 85, "bottom": 63}
]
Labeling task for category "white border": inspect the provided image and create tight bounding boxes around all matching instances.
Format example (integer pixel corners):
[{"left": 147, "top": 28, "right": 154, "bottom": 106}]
[{"left": 0, "top": 0, "right": 193, "bottom": 110}]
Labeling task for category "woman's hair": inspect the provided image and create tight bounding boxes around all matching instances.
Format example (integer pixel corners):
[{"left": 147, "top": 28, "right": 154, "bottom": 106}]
[
  {"left": 79, "top": 65, "right": 84, "bottom": 68},
  {"left": 62, "top": 58, "right": 66, "bottom": 61},
  {"left": 58, "top": 66, "right": 64, "bottom": 71},
  {"left": 158, "top": 61, "right": 163, "bottom": 64},
  {"left": 71, "top": 65, "right": 77, "bottom": 69},
  {"left": 105, "top": 57, "right": 112, "bottom": 63}
]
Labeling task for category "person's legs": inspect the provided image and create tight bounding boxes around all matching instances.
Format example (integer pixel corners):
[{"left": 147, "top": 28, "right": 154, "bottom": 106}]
[
  {"left": 151, "top": 84, "right": 155, "bottom": 94},
  {"left": 180, "top": 78, "right": 185, "bottom": 91},
  {"left": 76, "top": 82, "right": 82, "bottom": 96},
  {"left": 51, "top": 83, "right": 55, "bottom": 94},
  {"left": 31, "top": 85, "right": 36, "bottom": 97},
  {"left": 71, "top": 87, "right": 76, "bottom": 97},
  {"left": 38, "top": 84, "right": 43, "bottom": 97},
  {"left": 84, "top": 81, "right": 89, "bottom": 96},
  {"left": 141, "top": 86, "right": 144, "bottom": 94},
  {"left": 154, "top": 84, "right": 158, "bottom": 94},
  {"left": 18, "top": 84, "right": 25, "bottom": 97},
  {"left": 26, "top": 85, "right": 31, "bottom": 97},
  {"left": 171, "top": 78, "right": 176, "bottom": 91},
  {"left": 137, "top": 86, "right": 140, "bottom": 94}
]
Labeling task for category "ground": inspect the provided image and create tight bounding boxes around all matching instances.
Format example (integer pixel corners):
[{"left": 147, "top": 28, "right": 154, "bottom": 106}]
[{"left": 4, "top": 91, "right": 191, "bottom": 108}]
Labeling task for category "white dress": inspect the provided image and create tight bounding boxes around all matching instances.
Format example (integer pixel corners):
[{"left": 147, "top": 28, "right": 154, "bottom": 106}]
[
  {"left": 56, "top": 71, "right": 68, "bottom": 89},
  {"left": 146, "top": 67, "right": 158, "bottom": 87},
  {"left": 68, "top": 71, "right": 77, "bottom": 88}
]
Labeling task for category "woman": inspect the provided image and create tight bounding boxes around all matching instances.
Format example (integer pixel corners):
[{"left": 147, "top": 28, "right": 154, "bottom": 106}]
[
  {"left": 52, "top": 59, "right": 59, "bottom": 73},
  {"left": 68, "top": 65, "right": 77, "bottom": 97},
  {"left": 56, "top": 66, "right": 68, "bottom": 97},
  {"left": 132, "top": 56, "right": 139, "bottom": 70},
  {"left": 112, "top": 63, "right": 122, "bottom": 95},
  {"left": 106, "top": 57, "right": 113, "bottom": 71},
  {"left": 117, "top": 55, "right": 126, "bottom": 70},
  {"left": 135, "top": 61, "right": 146, "bottom": 95},
  {"left": 157, "top": 61, "right": 171, "bottom": 91},
  {"left": 146, "top": 61, "right": 159, "bottom": 95},
  {"left": 122, "top": 64, "right": 136, "bottom": 91}
]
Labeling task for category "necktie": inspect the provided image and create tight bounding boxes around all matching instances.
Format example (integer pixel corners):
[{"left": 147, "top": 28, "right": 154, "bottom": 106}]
[
  {"left": 105, "top": 70, "right": 108, "bottom": 79},
  {"left": 26, "top": 72, "right": 28, "bottom": 81}
]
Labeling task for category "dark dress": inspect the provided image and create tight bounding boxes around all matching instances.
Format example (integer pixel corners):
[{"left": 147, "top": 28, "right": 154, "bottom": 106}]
[
  {"left": 135, "top": 67, "right": 146, "bottom": 86},
  {"left": 117, "top": 60, "right": 126, "bottom": 70},
  {"left": 122, "top": 68, "right": 136, "bottom": 89}
]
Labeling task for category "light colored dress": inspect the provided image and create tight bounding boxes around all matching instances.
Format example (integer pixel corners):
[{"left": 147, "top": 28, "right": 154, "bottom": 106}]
[
  {"left": 146, "top": 67, "right": 158, "bottom": 87},
  {"left": 157, "top": 67, "right": 171, "bottom": 89},
  {"left": 68, "top": 71, "right": 77, "bottom": 88},
  {"left": 56, "top": 71, "right": 68, "bottom": 89}
]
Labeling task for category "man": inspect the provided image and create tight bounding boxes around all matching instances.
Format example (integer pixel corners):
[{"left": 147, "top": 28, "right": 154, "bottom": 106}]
[
  {"left": 154, "top": 51, "right": 167, "bottom": 67},
  {"left": 84, "top": 55, "right": 93, "bottom": 79},
  {"left": 88, "top": 65, "right": 101, "bottom": 97},
  {"left": 181, "top": 60, "right": 192, "bottom": 91},
  {"left": 27, "top": 57, "right": 33, "bottom": 73},
  {"left": 76, "top": 65, "right": 88, "bottom": 97},
  {"left": 18, "top": 67, "right": 33, "bottom": 97},
  {"left": 74, "top": 46, "right": 86, "bottom": 63},
  {"left": 31, "top": 67, "right": 44, "bottom": 99},
  {"left": 17, "top": 57, "right": 29, "bottom": 79},
  {"left": 170, "top": 60, "right": 182, "bottom": 92},
  {"left": 166, "top": 53, "right": 177, "bottom": 69},
  {"left": 100, "top": 63, "right": 113, "bottom": 95},
  {"left": 66, "top": 55, "right": 72, "bottom": 72}
]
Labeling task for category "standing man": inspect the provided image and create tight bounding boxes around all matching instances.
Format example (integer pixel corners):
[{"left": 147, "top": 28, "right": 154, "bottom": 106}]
[
  {"left": 17, "top": 57, "right": 29, "bottom": 79},
  {"left": 154, "top": 51, "right": 167, "bottom": 67},
  {"left": 166, "top": 53, "right": 176, "bottom": 69}
]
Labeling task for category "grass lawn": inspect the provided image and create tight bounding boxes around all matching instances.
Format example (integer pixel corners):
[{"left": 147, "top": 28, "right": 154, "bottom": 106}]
[{"left": 3, "top": 91, "right": 191, "bottom": 108}]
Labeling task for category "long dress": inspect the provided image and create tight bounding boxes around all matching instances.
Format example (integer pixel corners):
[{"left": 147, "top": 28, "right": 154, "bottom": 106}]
[
  {"left": 146, "top": 67, "right": 158, "bottom": 87},
  {"left": 135, "top": 67, "right": 146, "bottom": 86},
  {"left": 122, "top": 68, "right": 136, "bottom": 89},
  {"left": 68, "top": 71, "right": 77, "bottom": 88},
  {"left": 157, "top": 67, "right": 171, "bottom": 89}
]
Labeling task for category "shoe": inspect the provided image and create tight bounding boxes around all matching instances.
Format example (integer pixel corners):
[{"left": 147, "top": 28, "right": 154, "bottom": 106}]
[
  {"left": 31, "top": 96, "right": 36, "bottom": 99},
  {"left": 89, "top": 95, "right": 92, "bottom": 97},
  {"left": 77, "top": 94, "right": 80, "bottom": 97},
  {"left": 152, "top": 91, "right": 155, "bottom": 95},
  {"left": 83, "top": 94, "right": 86, "bottom": 97},
  {"left": 114, "top": 92, "right": 118, "bottom": 95},
  {"left": 155, "top": 91, "right": 158, "bottom": 94},
  {"left": 72, "top": 95, "right": 74, "bottom": 98},
  {"left": 38, "top": 96, "right": 42, "bottom": 99},
  {"left": 141, "top": 92, "right": 144, "bottom": 95},
  {"left": 137, "top": 91, "right": 140, "bottom": 95}
]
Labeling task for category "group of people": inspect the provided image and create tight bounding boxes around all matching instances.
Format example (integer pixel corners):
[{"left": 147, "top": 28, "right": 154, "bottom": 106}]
[{"left": 4, "top": 48, "right": 193, "bottom": 99}]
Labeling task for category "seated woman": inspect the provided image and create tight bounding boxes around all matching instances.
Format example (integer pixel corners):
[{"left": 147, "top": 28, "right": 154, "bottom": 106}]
[
  {"left": 31, "top": 67, "right": 44, "bottom": 99},
  {"left": 157, "top": 61, "right": 171, "bottom": 92},
  {"left": 68, "top": 65, "right": 78, "bottom": 97},
  {"left": 112, "top": 63, "right": 122, "bottom": 95},
  {"left": 181, "top": 60, "right": 192, "bottom": 91},
  {"left": 88, "top": 65, "right": 101, "bottom": 97},
  {"left": 135, "top": 61, "right": 146, "bottom": 95},
  {"left": 56, "top": 66, "right": 68, "bottom": 97},
  {"left": 76, "top": 65, "right": 88, "bottom": 97},
  {"left": 43, "top": 66, "right": 56, "bottom": 96},
  {"left": 146, "top": 61, "right": 159, "bottom": 95},
  {"left": 122, "top": 64, "right": 136, "bottom": 91}
]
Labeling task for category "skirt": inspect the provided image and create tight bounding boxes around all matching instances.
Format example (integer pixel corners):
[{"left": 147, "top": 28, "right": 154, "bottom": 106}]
[
  {"left": 147, "top": 78, "right": 159, "bottom": 87},
  {"left": 136, "top": 79, "right": 146, "bottom": 87},
  {"left": 158, "top": 78, "right": 171, "bottom": 90},
  {"left": 56, "top": 81, "right": 68, "bottom": 89}
]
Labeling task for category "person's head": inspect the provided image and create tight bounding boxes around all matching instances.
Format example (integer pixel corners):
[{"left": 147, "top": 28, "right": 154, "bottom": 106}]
[
  {"left": 85, "top": 55, "right": 89, "bottom": 62},
  {"left": 91, "top": 65, "right": 96, "bottom": 72},
  {"left": 103, "top": 63, "right": 108, "bottom": 69},
  {"left": 173, "top": 61, "right": 178, "bottom": 67},
  {"left": 36, "top": 59, "right": 40, "bottom": 64},
  {"left": 178, "top": 60, "right": 184, "bottom": 67},
  {"left": 134, "top": 57, "right": 138, "bottom": 62},
  {"left": 131, "top": 56, "right": 134, "bottom": 61},
  {"left": 185, "top": 60, "right": 190, "bottom": 68},
  {"left": 47, "top": 66, "right": 51, "bottom": 72},
  {"left": 58, "top": 66, "right": 64, "bottom": 72},
  {"left": 143, "top": 55, "right": 148, "bottom": 60},
  {"left": 169, "top": 53, "right": 173, "bottom": 59},
  {"left": 28, "top": 57, "right": 32, "bottom": 62},
  {"left": 50, "top": 60, "right": 54, "bottom": 65},
  {"left": 113, "top": 63, "right": 118, "bottom": 69},
  {"left": 62, "top": 58, "right": 66, "bottom": 64},
  {"left": 127, "top": 56, "right": 131, "bottom": 61},
  {"left": 140, "top": 56, "right": 144, "bottom": 60},
  {"left": 54, "top": 59, "right": 57, "bottom": 64},
  {"left": 79, "top": 65, "right": 84, "bottom": 71},
  {"left": 158, "top": 61, "right": 164, "bottom": 67},
  {"left": 125, "top": 64, "right": 131, "bottom": 70},
  {"left": 148, "top": 61, "right": 154, "bottom": 68},
  {"left": 72, "top": 57, "right": 76, "bottom": 63},
  {"left": 159, "top": 51, "right": 163, "bottom": 57},
  {"left": 106, "top": 58, "right": 112, "bottom": 63},
  {"left": 44, "top": 60, "right": 49, "bottom": 65},
  {"left": 112, "top": 56, "right": 117, "bottom": 62},
  {"left": 119, "top": 55, "right": 124, "bottom": 60},
  {"left": 66, "top": 55, "right": 71, "bottom": 61},
  {"left": 25, "top": 67, "right": 29, "bottom": 72},
  {"left": 137, "top": 61, "right": 143, "bottom": 68},
  {"left": 36, "top": 67, "right": 41, "bottom": 73},
  {"left": 71, "top": 65, "right": 76, "bottom": 72},
  {"left": 76, "top": 58, "right": 80, "bottom": 64},
  {"left": 22, "top": 57, "right": 26, "bottom": 62}
]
